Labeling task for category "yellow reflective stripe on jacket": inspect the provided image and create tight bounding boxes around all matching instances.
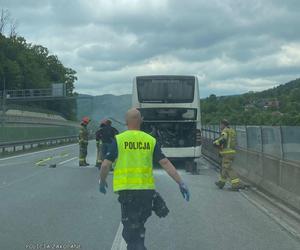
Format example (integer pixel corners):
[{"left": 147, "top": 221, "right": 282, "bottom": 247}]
[
  {"left": 114, "top": 167, "right": 152, "bottom": 175},
  {"left": 227, "top": 131, "right": 231, "bottom": 149},
  {"left": 231, "top": 178, "right": 240, "bottom": 184},
  {"left": 113, "top": 130, "right": 156, "bottom": 192},
  {"left": 220, "top": 149, "right": 236, "bottom": 155},
  {"left": 114, "top": 177, "right": 154, "bottom": 186}
]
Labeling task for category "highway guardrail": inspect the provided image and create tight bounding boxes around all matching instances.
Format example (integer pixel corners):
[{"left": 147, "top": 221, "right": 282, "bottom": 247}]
[{"left": 0, "top": 135, "right": 78, "bottom": 154}]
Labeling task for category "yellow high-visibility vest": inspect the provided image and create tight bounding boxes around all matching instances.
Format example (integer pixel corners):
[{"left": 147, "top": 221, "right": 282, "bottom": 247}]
[{"left": 113, "top": 130, "right": 156, "bottom": 192}]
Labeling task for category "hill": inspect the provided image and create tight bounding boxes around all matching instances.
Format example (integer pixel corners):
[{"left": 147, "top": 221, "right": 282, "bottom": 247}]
[
  {"left": 76, "top": 94, "right": 131, "bottom": 130},
  {"left": 201, "top": 78, "right": 300, "bottom": 125},
  {"left": 76, "top": 78, "right": 300, "bottom": 127}
]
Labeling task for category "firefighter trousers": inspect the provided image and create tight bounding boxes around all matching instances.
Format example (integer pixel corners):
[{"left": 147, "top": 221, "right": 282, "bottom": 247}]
[
  {"left": 79, "top": 143, "right": 88, "bottom": 163},
  {"left": 220, "top": 155, "right": 240, "bottom": 187}
]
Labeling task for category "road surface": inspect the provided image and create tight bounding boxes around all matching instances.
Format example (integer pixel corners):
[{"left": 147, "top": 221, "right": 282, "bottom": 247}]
[{"left": 0, "top": 143, "right": 299, "bottom": 250}]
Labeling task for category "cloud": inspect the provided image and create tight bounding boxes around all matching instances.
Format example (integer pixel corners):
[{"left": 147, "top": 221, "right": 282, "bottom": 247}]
[{"left": 0, "top": 0, "right": 299, "bottom": 97}]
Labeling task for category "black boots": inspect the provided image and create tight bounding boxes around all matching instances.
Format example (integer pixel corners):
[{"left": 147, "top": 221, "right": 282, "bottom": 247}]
[{"left": 215, "top": 181, "right": 225, "bottom": 189}]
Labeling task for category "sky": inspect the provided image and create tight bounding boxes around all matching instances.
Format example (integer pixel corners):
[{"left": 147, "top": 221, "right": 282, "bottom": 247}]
[{"left": 0, "top": 0, "right": 300, "bottom": 98}]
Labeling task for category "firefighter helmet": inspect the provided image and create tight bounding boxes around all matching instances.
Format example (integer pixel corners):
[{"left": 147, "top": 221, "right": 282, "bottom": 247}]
[
  {"left": 82, "top": 116, "right": 90, "bottom": 125},
  {"left": 221, "top": 119, "right": 229, "bottom": 127}
]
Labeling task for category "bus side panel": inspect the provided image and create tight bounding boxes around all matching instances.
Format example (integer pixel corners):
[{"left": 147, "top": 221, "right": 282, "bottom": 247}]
[{"left": 131, "top": 78, "right": 140, "bottom": 108}]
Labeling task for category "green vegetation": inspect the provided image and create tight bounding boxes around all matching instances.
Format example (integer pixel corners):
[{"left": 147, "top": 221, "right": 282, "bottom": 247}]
[
  {"left": 201, "top": 78, "right": 300, "bottom": 125},
  {"left": 0, "top": 11, "right": 77, "bottom": 120}
]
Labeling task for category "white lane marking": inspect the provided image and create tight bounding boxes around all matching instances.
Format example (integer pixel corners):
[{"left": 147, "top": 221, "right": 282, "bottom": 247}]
[
  {"left": 0, "top": 144, "right": 77, "bottom": 161},
  {"left": 58, "top": 157, "right": 78, "bottom": 166},
  {"left": 76, "top": 165, "right": 98, "bottom": 169},
  {"left": 111, "top": 222, "right": 126, "bottom": 250},
  {"left": 62, "top": 165, "right": 98, "bottom": 169},
  {"left": 0, "top": 169, "right": 47, "bottom": 189}
]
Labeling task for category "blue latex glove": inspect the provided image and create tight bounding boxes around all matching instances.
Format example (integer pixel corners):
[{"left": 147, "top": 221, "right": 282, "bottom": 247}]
[
  {"left": 179, "top": 181, "right": 190, "bottom": 201},
  {"left": 99, "top": 180, "right": 108, "bottom": 194}
]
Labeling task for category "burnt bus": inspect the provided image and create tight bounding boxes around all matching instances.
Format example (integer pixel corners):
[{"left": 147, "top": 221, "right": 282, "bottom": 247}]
[{"left": 132, "top": 75, "right": 201, "bottom": 171}]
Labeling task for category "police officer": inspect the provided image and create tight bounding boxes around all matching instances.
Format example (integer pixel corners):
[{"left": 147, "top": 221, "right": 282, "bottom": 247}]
[
  {"left": 98, "top": 119, "right": 119, "bottom": 162},
  {"left": 79, "top": 116, "right": 90, "bottom": 166},
  {"left": 213, "top": 119, "right": 242, "bottom": 191},
  {"left": 99, "top": 108, "right": 189, "bottom": 250}
]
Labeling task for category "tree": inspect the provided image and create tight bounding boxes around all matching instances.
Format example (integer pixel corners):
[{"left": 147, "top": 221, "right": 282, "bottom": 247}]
[
  {"left": 0, "top": 9, "right": 9, "bottom": 35},
  {"left": 0, "top": 15, "right": 78, "bottom": 119},
  {"left": 9, "top": 17, "right": 18, "bottom": 38},
  {"left": 64, "top": 68, "right": 77, "bottom": 95}
]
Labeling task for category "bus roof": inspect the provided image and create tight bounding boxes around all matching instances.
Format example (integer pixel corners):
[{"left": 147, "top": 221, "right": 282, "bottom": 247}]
[{"left": 135, "top": 75, "right": 197, "bottom": 79}]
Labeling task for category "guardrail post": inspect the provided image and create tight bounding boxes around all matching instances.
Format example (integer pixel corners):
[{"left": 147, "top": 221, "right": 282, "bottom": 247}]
[
  {"left": 279, "top": 126, "right": 284, "bottom": 160},
  {"left": 278, "top": 126, "right": 284, "bottom": 187},
  {"left": 245, "top": 125, "right": 248, "bottom": 150},
  {"left": 260, "top": 126, "right": 263, "bottom": 153}
]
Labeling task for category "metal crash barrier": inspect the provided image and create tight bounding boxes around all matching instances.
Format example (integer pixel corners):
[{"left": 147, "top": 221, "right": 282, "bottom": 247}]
[{"left": 0, "top": 135, "right": 78, "bottom": 154}]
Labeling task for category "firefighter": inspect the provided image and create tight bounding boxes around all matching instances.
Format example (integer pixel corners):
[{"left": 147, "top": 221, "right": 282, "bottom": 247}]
[
  {"left": 95, "top": 121, "right": 105, "bottom": 168},
  {"left": 99, "top": 108, "right": 189, "bottom": 250},
  {"left": 79, "top": 116, "right": 90, "bottom": 166},
  {"left": 213, "top": 119, "right": 242, "bottom": 191}
]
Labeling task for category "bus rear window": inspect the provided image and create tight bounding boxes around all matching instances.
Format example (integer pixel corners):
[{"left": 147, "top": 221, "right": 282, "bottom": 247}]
[
  {"left": 139, "top": 108, "right": 197, "bottom": 121},
  {"left": 137, "top": 76, "right": 195, "bottom": 103}
]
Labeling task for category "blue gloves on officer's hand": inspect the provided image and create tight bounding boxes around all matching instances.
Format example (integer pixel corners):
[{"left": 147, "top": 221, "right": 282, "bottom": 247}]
[
  {"left": 179, "top": 181, "right": 190, "bottom": 201},
  {"left": 99, "top": 180, "right": 108, "bottom": 194}
]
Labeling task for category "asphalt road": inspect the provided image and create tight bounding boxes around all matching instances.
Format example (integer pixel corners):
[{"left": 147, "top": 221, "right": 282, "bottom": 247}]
[{"left": 0, "top": 143, "right": 299, "bottom": 250}]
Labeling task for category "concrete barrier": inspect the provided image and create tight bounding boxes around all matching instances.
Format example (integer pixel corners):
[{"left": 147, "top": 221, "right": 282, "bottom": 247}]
[
  {"left": 202, "top": 139, "right": 300, "bottom": 212},
  {"left": 234, "top": 148, "right": 300, "bottom": 212},
  {"left": 0, "top": 113, "right": 79, "bottom": 143},
  {"left": 6, "top": 109, "right": 67, "bottom": 121}
]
